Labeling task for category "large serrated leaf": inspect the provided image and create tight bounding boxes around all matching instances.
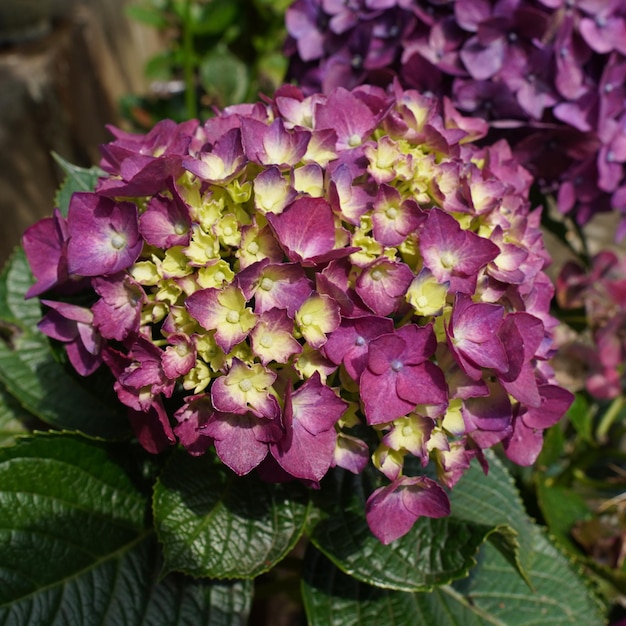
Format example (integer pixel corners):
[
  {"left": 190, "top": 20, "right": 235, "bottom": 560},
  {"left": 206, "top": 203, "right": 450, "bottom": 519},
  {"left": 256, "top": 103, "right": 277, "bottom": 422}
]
[
  {"left": 302, "top": 546, "right": 487, "bottom": 626},
  {"left": 52, "top": 152, "right": 104, "bottom": 216},
  {"left": 308, "top": 467, "right": 498, "bottom": 592},
  {"left": 0, "top": 249, "right": 129, "bottom": 439},
  {"left": 0, "top": 384, "right": 38, "bottom": 446},
  {"left": 450, "top": 450, "right": 535, "bottom": 583},
  {"left": 153, "top": 449, "right": 311, "bottom": 579},
  {"left": 0, "top": 434, "right": 253, "bottom": 626},
  {"left": 302, "top": 530, "right": 605, "bottom": 626}
]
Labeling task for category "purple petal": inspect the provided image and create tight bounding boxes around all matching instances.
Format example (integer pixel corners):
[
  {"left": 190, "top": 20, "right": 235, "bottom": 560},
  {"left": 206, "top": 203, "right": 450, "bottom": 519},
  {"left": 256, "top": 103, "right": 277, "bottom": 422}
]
[
  {"left": 365, "top": 476, "right": 450, "bottom": 544},
  {"left": 66, "top": 193, "right": 142, "bottom": 276},
  {"left": 204, "top": 411, "right": 281, "bottom": 475},
  {"left": 522, "top": 384, "right": 573, "bottom": 429},
  {"left": 128, "top": 398, "right": 176, "bottom": 454},
  {"left": 267, "top": 196, "right": 343, "bottom": 265},
  {"left": 322, "top": 315, "right": 394, "bottom": 379}
]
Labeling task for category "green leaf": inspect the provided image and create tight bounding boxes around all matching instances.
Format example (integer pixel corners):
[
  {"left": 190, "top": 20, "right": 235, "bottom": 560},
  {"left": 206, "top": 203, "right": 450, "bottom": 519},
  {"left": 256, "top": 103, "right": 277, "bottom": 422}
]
[
  {"left": 0, "top": 434, "right": 253, "bottom": 625},
  {"left": 566, "top": 393, "right": 594, "bottom": 443},
  {"left": 153, "top": 449, "right": 310, "bottom": 579},
  {"left": 302, "top": 529, "right": 605, "bottom": 626},
  {"left": 189, "top": 0, "right": 239, "bottom": 35},
  {"left": 302, "top": 547, "right": 486, "bottom": 626},
  {"left": 0, "top": 384, "right": 38, "bottom": 446},
  {"left": 536, "top": 478, "right": 592, "bottom": 553},
  {"left": 308, "top": 468, "right": 500, "bottom": 592},
  {"left": 0, "top": 249, "right": 129, "bottom": 439},
  {"left": 198, "top": 48, "right": 249, "bottom": 108},
  {"left": 52, "top": 152, "right": 104, "bottom": 216},
  {"left": 451, "top": 529, "right": 604, "bottom": 625},
  {"left": 125, "top": 3, "right": 170, "bottom": 28},
  {"left": 449, "top": 450, "right": 535, "bottom": 583}
]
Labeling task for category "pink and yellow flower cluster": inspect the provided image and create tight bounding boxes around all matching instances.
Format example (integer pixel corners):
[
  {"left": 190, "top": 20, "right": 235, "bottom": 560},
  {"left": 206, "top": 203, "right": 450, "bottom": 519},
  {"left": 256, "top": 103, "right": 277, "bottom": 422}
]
[{"left": 23, "top": 84, "right": 572, "bottom": 543}]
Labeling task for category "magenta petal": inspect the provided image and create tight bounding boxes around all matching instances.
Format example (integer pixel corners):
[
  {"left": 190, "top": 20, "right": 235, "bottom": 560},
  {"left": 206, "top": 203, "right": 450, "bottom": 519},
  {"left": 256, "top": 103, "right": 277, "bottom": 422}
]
[
  {"left": 267, "top": 197, "right": 339, "bottom": 264},
  {"left": 500, "top": 363, "right": 541, "bottom": 408},
  {"left": 322, "top": 315, "right": 394, "bottom": 379},
  {"left": 92, "top": 273, "right": 145, "bottom": 341},
  {"left": 271, "top": 420, "right": 337, "bottom": 481},
  {"left": 463, "top": 382, "right": 512, "bottom": 432},
  {"left": 291, "top": 373, "right": 347, "bottom": 434},
  {"left": 241, "top": 117, "right": 310, "bottom": 167},
  {"left": 64, "top": 340, "right": 102, "bottom": 377},
  {"left": 396, "top": 362, "right": 448, "bottom": 407},
  {"left": 66, "top": 193, "right": 142, "bottom": 276},
  {"left": 522, "top": 385, "right": 573, "bottom": 429},
  {"left": 395, "top": 324, "right": 437, "bottom": 365},
  {"left": 502, "top": 414, "right": 544, "bottom": 466},
  {"left": 22, "top": 210, "right": 67, "bottom": 298},
  {"left": 333, "top": 434, "right": 370, "bottom": 474},
  {"left": 315, "top": 87, "right": 379, "bottom": 150},
  {"left": 173, "top": 395, "right": 214, "bottom": 456},
  {"left": 367, "top": 333, "right": 406, "bottom": 375},
  {"left": 360, "top": 367, "right": 417, "bottom": 425},
  {"left": 355, "top": 259, "right": 414, "bottom": 316},
  {"left": 204, "top": 411, "right": 280, "bottom": 475},
  {"left": 128, "top": 399, "right": 176, "bottom": 454},
  {"left": 366, "top": 476, "right": 450, "bottom": 544},
  {"left": 139, "top": 192, "right": 191, "bottom": 248}
]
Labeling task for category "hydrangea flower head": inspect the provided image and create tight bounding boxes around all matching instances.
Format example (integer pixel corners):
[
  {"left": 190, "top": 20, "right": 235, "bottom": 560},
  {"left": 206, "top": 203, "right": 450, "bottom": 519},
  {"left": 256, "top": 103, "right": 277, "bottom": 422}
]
[
  {"left": 24, "top": 84, "right": 571, "bottom": 543},
  {"left": 284, "top": 0, "right": 626, "bottom": 235}
]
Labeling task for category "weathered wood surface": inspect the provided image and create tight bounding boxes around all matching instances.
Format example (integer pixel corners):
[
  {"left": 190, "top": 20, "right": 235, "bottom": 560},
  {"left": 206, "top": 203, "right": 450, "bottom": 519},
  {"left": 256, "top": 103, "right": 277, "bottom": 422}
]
[{"left": 0, "top": 0, "right": 160, "bottom": 266}]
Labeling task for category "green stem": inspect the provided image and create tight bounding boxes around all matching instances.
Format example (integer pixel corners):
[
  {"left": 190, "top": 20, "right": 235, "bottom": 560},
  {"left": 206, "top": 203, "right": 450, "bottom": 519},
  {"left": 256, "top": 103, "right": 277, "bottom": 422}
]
[
  {"left": 596, "top": 395, "right": 625, "bottom": 444},
  {"left": 182, "top": 0, "right": 197, "bottom": 120}
]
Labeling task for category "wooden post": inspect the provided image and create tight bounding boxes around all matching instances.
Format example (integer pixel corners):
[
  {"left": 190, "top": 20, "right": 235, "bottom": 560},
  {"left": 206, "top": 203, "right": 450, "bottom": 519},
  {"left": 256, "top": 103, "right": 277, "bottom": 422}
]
[{"left": 0, "top": 0, "right": 160, "bottom": 266}]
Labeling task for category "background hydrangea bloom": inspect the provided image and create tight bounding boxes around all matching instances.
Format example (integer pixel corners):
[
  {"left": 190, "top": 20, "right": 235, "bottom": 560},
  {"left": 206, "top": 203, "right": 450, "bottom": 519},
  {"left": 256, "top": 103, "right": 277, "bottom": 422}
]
[
  {"left": 284, "top": 0, "right": 626, "bottom": 236},
  {"left": 24, "top": 83, "right": 571, "bottom": 543}
]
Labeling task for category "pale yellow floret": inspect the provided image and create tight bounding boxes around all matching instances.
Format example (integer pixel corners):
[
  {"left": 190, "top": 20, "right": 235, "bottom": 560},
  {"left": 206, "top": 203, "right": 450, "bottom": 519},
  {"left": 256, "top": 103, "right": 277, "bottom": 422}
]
[
  {"left": 215, "top": 213, "right": 241, "bottom": 247},
  {"left": 294, "top": 344, "right": 333, "bottom": 382},
  {"left": 426, "top": 427, "right": 450, "bottom": 454},
  {"left": 349, "top": 231, "right": 383, "bottom": 267},
  {"left": 155, "top": 280, "right": 182, "bottom": 306},
  {"left": 441, "top": 398, "right": 465, "bottom": 436},
  {"left": 337, "top": 401, "right": 361, "bottom": 428},
  {"left": 226, "top": 361, "right": 275, "bottom": 392},
  {"left": 168, "top": 306, "right": 198, "bottom": 335},
  {"left": 406, "top": 273, "right": 448, "bottom": 316},
  {"left": 183, "top": 361, "right": 212, "bottom": 393},
  {"left": 226, "top": 179, "right": 252, "bottom": 204},
  {"left": 254, "top": 172, "right": 292, "bottom": 215},
  {"left": 372, "top": 444, "right": 405, "bottom": 478},
  {"left": 433, "top": 310, "right": 449, "bottom": 343},
  {"left": 160, "top": 246, "right": 193, "bottom": 278},
  {"left": 194, "top": 333, "right": 226, "bottom": 372},
  {"left": 398, "top": 235, "right": 420, "bottom": 270},
  {"left": 225, "top": 342, "right": 253, "bottom": 368},
  {"left": 130, "top": 260, "right": 160, "bottom": 286},
  {"left": 141, "top": 298, "right": 169, "bottom": 325},
  {"left": 385, "top": 415, "right": 428, "bottom": 454},
  {"left": 184, "top": 225, "right": 220, "bottom": 266},
  {"left": 364, "top": 137, "right": 402, "bottom": 182},
  {"left": 293, "top": 164, "right": 324, "bottom": 197},
  {"left": 302, "top": 133, "right": 337, "bottom": 168},
  {"left": 296, "top": 295, "right": 337, "bottom": 347},
  {"left": 196, "top": 260, "right": 234, "bottom": 289},
  {"left": 195, "top": 193, "right": 225, "bottom": 232}
]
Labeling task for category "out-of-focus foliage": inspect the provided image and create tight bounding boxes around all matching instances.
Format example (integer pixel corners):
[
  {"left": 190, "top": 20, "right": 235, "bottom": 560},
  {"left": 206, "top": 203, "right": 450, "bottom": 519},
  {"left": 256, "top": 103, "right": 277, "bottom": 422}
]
[{"left": 122, "top": 0, "right": 292, "bottom": 125}]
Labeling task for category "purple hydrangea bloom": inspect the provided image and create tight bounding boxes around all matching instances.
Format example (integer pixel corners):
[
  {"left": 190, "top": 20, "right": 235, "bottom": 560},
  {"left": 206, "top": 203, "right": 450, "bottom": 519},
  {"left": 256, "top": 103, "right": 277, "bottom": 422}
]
[{"left": 24, "top": 84, "right": 571, "bottom": 543}]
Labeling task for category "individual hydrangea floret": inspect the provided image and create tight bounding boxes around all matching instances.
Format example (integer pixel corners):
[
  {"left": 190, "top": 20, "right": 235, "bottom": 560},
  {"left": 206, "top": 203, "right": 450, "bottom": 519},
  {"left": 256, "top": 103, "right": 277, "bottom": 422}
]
[
  {"left": 284, "top": 0, "right": 626, "bottom": 236},
  {"left": 24, "top": 84, "right": 571, "bottom": 544}
]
